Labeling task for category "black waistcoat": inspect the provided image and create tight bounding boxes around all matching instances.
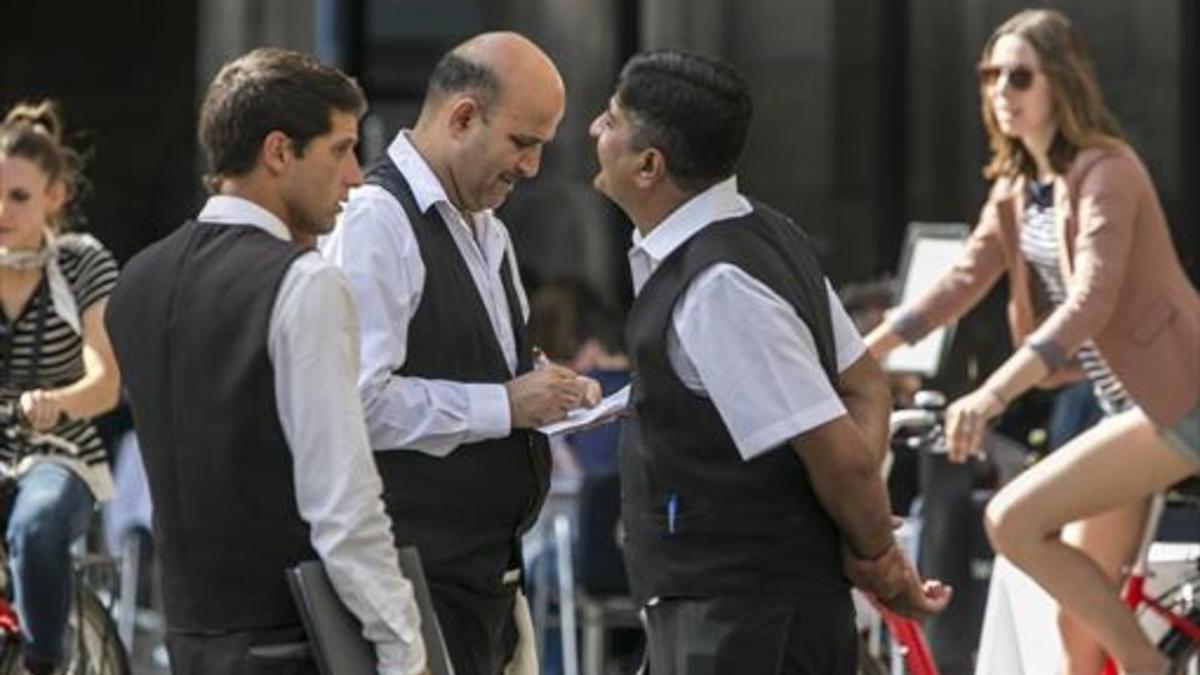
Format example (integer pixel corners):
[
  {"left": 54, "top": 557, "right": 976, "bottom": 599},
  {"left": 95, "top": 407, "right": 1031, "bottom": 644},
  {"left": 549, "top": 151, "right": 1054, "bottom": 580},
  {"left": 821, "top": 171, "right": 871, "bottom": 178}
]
[
  {"left": 105, "top": 221, "right": 314, "bottom": 630},
  {"left": 620, "top": 202, "right": 847, "bottom": 604},
  {"left": 363, "top": 157, "right": 551, "bottom": 599}
]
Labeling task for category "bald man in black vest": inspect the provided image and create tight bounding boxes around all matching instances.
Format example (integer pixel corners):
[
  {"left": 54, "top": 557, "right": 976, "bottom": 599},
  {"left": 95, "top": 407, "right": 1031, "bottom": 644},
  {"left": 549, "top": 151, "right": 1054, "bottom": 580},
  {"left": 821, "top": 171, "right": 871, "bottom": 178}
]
[{"left": 324, "top": 33, "right": 599, "bottom": 675}]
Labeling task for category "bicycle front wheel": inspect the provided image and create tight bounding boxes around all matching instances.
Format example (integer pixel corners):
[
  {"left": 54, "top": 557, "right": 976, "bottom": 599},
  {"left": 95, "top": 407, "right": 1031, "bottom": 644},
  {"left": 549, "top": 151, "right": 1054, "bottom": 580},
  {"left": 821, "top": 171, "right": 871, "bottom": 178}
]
[
  {"left": 61, "top": 590, "right": 129, "bottom": 675},
  {"left": 0, "top": 637, "right": 22, "bottom": 674},
  {"left": 1158, "top": 608, "right": 1199, "bottom": 674},
  {"left": 1168, "top": 645, "right": 1198, "bottom": 675},
  {"left": 857, "top": 632, "right": 891, "bottom": 675}
]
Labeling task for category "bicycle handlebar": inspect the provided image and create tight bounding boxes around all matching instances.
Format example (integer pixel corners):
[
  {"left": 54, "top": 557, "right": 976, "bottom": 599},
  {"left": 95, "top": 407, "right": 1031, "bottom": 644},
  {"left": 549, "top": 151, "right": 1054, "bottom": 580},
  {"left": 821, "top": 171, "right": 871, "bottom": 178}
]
[
  {"left": 0, "top": 400, "right": 82, "bottom": 458},
  {"left": 889, "top": 409, "right": 939, "bottom": 437},
  {"left": 889, "top": 391, "right": 951, "bottom": 456},
  {"left": 0, "top": 401, "right": 25, "bottom": 426}
]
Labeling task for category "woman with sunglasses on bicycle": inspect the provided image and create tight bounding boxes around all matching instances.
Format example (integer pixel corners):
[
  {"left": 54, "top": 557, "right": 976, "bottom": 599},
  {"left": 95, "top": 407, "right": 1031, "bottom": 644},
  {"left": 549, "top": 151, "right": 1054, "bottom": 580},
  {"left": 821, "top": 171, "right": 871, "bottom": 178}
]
[
  {"left": 865, "top": 9, "right": 1199, "bottom": 675},
  {"left": 0, "top": 101, "right": 120, "bottom": 675}
]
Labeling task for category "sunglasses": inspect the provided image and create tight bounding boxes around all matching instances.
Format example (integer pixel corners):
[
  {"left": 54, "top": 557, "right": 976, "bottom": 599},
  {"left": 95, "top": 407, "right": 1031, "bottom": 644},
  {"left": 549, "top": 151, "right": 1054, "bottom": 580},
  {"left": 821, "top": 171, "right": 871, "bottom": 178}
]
[{"left": 978, "top": 64, "right": 1037, "bottom": 91}]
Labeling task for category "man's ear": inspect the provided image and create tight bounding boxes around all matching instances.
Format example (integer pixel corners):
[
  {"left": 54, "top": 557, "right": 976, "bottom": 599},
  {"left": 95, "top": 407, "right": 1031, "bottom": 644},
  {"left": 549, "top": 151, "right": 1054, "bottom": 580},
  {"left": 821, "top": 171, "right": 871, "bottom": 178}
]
[
  {"left": 259, "top": 130, "right": 293, "bottom": 175},
  {"left": 634, "top": 147, "right": 668, "bottom": 189},
  {"left": 447, "top": 96, "right": 484, "bottom": 138}
]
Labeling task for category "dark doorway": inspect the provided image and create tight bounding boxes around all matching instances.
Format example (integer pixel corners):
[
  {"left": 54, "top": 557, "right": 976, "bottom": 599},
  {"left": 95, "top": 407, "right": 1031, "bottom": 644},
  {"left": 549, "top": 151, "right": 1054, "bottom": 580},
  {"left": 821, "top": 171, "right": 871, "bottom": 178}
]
[{"left": 0, "top": 0, "right": 199, "bottom": 263}]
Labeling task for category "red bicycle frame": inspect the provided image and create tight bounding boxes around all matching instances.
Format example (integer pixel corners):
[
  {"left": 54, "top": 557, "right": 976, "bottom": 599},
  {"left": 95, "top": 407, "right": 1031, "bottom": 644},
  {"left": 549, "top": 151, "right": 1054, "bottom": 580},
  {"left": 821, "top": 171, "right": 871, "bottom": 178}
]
[
  {"left": 0, "top": 595, "right": 23, "bottom": 663},
  {"left": 867, "top": 595, "right": 941, "bottom": 675},
  {"left": 860, "top": 408, "right": 943, "bottom": 675},
  {"left": 0, "top": 601, "right": 18, "bottom": 636},
  {"left": 865, "top": 499, "right": 1198, "bottom": 675},
  {"left": 1100, "top": 494, "right": 1200, "bottom": 674}
]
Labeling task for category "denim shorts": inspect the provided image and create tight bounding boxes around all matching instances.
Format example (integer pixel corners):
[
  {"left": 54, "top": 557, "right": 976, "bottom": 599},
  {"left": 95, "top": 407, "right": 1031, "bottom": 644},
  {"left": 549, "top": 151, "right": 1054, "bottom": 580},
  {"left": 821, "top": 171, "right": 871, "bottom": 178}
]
[{"left": 1162, "top": 405, "right": 1200, "bottom": 468}]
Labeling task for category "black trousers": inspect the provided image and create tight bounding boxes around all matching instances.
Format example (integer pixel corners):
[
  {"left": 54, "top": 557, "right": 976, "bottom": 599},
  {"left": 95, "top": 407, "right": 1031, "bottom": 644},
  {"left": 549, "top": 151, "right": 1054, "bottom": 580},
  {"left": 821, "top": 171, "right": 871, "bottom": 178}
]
[
  {"left": 166, "top": 625, "right": 318, "bottom": 675},
  {"left": 643, "top": 592, "right": 857, "bottom": 675},
  {"left": 431, "top": 582, "right": 519, "bottom": 675}
]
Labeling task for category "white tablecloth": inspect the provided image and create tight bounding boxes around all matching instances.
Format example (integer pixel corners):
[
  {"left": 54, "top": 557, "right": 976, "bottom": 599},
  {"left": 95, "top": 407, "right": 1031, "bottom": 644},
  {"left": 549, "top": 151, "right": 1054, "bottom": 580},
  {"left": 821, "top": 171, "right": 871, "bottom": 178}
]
[
  {"left": 975, "top": 546, "right": 1200, "bottom": 675},
  {"left": 974, "top": 556, "right": 1062, "bottom": 674}
]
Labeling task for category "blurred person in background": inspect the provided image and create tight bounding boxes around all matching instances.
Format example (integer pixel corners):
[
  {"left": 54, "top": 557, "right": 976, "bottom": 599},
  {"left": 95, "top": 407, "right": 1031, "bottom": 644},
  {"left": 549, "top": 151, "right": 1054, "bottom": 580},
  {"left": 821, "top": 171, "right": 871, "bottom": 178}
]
[
  {"left": 529, "top": 278, "right": 629, "bottom": 476},
  {"left": 525, "top": 279, "right": 633, "bottom": 674}
]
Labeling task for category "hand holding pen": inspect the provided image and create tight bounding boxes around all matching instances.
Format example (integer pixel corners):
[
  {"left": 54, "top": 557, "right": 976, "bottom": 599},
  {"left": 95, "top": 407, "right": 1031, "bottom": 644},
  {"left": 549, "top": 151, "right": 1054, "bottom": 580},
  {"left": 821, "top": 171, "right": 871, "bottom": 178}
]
[
  {"left": 534, "top": 346, "right": 603, "bottom": 407},
  {"left": 505, "top": 347, "right": 603, "bottom": 428}
]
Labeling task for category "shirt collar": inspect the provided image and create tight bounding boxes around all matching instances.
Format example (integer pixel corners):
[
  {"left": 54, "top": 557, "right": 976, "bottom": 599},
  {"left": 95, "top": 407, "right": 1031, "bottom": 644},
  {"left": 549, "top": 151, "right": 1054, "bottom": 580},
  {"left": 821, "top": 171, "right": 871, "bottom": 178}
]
[
  {"left": 630, "top": 176, "right": 751, "bottom": 265},
  {"left": 387, "top": 130, "right": 489, "bottom": 218},
  {"left": 197, "top": 195, "right": 292, "bottom": 242}
]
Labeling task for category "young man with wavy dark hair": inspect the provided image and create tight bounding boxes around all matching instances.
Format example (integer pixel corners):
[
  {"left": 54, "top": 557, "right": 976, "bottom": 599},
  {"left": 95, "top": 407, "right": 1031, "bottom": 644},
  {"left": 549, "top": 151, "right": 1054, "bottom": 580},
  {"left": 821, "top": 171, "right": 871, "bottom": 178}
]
[{"left": 107, "top": 48, "right": 428, "bottom": 675}]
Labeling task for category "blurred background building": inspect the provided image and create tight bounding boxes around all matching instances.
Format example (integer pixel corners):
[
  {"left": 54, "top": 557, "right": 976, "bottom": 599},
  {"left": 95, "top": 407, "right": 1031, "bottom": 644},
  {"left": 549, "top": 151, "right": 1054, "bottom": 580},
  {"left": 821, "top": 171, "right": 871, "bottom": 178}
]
[
  {"left": 3, "top": 3, "right": 1195, "bottom": 673},
  {"left": 2, "top": 0, "right": 1194, "bottom": 303}
]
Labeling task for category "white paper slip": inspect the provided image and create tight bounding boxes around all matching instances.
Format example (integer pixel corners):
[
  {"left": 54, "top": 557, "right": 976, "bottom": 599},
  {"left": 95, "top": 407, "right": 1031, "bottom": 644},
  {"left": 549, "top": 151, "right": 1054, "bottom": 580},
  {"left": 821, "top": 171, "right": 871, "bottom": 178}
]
[{"left": 536, "top": 384, "right": 630, "bottom": 437}]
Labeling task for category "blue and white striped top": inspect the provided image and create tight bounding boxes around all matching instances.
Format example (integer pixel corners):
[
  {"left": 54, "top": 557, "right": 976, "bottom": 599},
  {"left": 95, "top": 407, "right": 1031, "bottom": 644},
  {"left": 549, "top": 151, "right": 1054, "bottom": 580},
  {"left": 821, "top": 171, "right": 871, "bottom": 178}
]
[{"left": 1020, "top": 181, "right": 1131, "bottom": 415}]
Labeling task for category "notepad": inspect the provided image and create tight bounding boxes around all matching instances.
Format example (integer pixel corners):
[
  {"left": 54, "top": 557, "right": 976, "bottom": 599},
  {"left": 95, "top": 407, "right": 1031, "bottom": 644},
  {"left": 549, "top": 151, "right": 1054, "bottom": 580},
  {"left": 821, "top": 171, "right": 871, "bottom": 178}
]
[{"left": 536, "top": 384, "right": 630, "bottom": 437}]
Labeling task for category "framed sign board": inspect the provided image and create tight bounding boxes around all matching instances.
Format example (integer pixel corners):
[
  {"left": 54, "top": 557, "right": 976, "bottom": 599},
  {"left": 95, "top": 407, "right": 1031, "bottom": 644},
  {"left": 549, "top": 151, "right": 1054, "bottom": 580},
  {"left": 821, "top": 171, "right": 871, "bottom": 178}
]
[{"left": 884, "top": 222, "right": 971, "bottom": 377}]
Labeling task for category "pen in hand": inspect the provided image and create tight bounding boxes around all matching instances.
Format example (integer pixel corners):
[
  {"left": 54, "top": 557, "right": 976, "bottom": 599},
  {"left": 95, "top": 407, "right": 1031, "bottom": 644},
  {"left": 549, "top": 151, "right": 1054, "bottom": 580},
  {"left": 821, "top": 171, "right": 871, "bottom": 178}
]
[
  {"left": 533, "top": 345, "right": 552, "bottom": 370},
  {"left": 532, "top": 345, "right": 602, "bottom": 408}
]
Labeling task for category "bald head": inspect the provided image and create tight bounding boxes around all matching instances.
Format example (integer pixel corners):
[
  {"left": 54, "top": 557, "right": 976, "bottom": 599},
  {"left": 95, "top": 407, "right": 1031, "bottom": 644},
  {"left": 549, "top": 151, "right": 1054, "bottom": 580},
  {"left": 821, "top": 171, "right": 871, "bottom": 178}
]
[
  {"left": 423, "top": 32, "right": 564, "bottom": 117},
  {"left": 411, "top": 32, "right": 566, "bottom": 213}
]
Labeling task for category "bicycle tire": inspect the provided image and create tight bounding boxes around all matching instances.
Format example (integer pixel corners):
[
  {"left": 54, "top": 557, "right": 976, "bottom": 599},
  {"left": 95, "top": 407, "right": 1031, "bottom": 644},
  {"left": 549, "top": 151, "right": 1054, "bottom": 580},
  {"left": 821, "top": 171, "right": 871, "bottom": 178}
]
[
  {"left": 1168, "top": 645, "right": 1197, "bottom": 675},
  {"left": 857, "top": 633, "right": 891, "bottom": 675},
  {"left": 0, "top": 639, "right": 20, "bottom": 674},
  {"left": 61, "top": 590, "right": 130, "bottom": 675},
  {"left": 1157, "top": 606, "right": 1199, "bottom": 675}
]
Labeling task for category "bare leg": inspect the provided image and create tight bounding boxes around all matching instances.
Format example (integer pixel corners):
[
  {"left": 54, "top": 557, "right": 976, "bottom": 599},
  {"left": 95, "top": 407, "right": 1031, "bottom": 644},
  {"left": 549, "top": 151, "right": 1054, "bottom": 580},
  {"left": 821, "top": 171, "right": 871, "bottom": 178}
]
[
  {"left": 985, "top": 409, "right": 1197, "bottom": 674},
  {"left": 1057, "top": 499, "right": 1150, "bottom": 675}
]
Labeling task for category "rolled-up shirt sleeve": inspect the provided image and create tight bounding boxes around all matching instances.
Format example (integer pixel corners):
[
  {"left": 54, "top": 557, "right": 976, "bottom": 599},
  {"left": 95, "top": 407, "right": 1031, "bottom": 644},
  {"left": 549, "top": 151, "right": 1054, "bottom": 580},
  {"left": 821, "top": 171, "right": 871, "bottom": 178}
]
[
  {"left": 323, "top": 188, "right": 511, "bottom": 456},
  {"left": 269, "top": 254, "right": 426, "bottom": 675},
  {"left": 888, "top": 186, "right": 1010, "bottom": 344}
]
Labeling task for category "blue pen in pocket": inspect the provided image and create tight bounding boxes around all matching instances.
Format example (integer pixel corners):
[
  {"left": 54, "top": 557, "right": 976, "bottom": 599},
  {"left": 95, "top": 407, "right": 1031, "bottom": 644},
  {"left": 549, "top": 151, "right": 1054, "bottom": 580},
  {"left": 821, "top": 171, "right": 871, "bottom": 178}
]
[{"left": 666, "top": 491, "right": 678, "bottom": 535}]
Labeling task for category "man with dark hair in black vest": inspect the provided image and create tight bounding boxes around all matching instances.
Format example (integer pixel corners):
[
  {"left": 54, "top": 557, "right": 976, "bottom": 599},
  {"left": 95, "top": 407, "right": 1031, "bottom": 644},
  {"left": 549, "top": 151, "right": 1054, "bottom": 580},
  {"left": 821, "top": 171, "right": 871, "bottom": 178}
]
[
  {"left": 322, "top": 32, "right": 599, "bottom": 675},
  {"left": 588, "top": 50, "right": 952, "bottom": 674},
  {"left": 105, "top": 48, "right": 428, "bottom": 675}
]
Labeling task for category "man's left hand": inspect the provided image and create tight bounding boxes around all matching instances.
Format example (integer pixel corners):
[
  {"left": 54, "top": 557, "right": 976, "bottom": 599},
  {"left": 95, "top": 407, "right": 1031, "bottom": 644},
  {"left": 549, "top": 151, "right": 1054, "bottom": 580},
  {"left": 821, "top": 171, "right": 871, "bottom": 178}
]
[
  {"left": 843, "top": 543, "right": 953, "bottom": 619},
  {"left": 578, "top": 376, "right": 602, "bottom": 408}
]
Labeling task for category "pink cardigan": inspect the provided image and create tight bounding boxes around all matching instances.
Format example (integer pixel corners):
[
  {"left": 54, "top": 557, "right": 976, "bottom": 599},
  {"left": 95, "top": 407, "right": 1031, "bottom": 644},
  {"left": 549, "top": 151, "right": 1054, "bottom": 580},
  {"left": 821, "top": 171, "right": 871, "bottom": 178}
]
[{"left": 892, "top": 143, "right": 1200, "bottom": 428}]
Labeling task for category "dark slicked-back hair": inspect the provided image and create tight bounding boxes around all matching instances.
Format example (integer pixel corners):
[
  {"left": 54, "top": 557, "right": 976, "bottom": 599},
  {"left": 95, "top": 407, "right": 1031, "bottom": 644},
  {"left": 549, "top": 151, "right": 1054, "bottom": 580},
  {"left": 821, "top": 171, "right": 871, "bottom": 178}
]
[
  {"left": 425, "top": 52, "right": 502, "bottom": 113},
  {"left": 198, "top": 48, "right": 366, "bottom": 193},
  {"left": 616, "top": 50, "right": 752, "bottom": 192}
]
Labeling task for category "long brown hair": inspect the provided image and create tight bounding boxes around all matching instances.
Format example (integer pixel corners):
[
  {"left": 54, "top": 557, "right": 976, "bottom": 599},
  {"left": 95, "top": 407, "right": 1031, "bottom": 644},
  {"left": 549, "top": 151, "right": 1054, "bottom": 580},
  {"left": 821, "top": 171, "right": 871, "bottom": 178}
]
[
  {"left": 0, "top": 99, "right": 87, "bottom": 232},
  {"left": 980, "top": 9, "right": 1124, "bottom": 181}
]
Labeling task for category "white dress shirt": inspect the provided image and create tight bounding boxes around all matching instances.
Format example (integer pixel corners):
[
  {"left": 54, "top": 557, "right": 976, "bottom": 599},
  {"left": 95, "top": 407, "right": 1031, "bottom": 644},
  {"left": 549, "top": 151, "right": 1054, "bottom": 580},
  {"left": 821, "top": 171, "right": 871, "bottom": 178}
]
[
  {"left": 197, "top": 196, "right": 426, "bottom": 675},
  {"left": 321, "top": 131, "right": 529, "bottom": 456},
  {"left": 628, "top": 177, "right": 868, "bottom": 460}
]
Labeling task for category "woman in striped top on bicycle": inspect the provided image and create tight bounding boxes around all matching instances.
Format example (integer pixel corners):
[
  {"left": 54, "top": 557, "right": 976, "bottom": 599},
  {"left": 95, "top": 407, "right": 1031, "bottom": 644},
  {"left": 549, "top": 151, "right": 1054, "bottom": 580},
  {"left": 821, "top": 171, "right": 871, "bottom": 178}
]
[{"left": 0, "top": 100, "right": 121, "bottom": 675}]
